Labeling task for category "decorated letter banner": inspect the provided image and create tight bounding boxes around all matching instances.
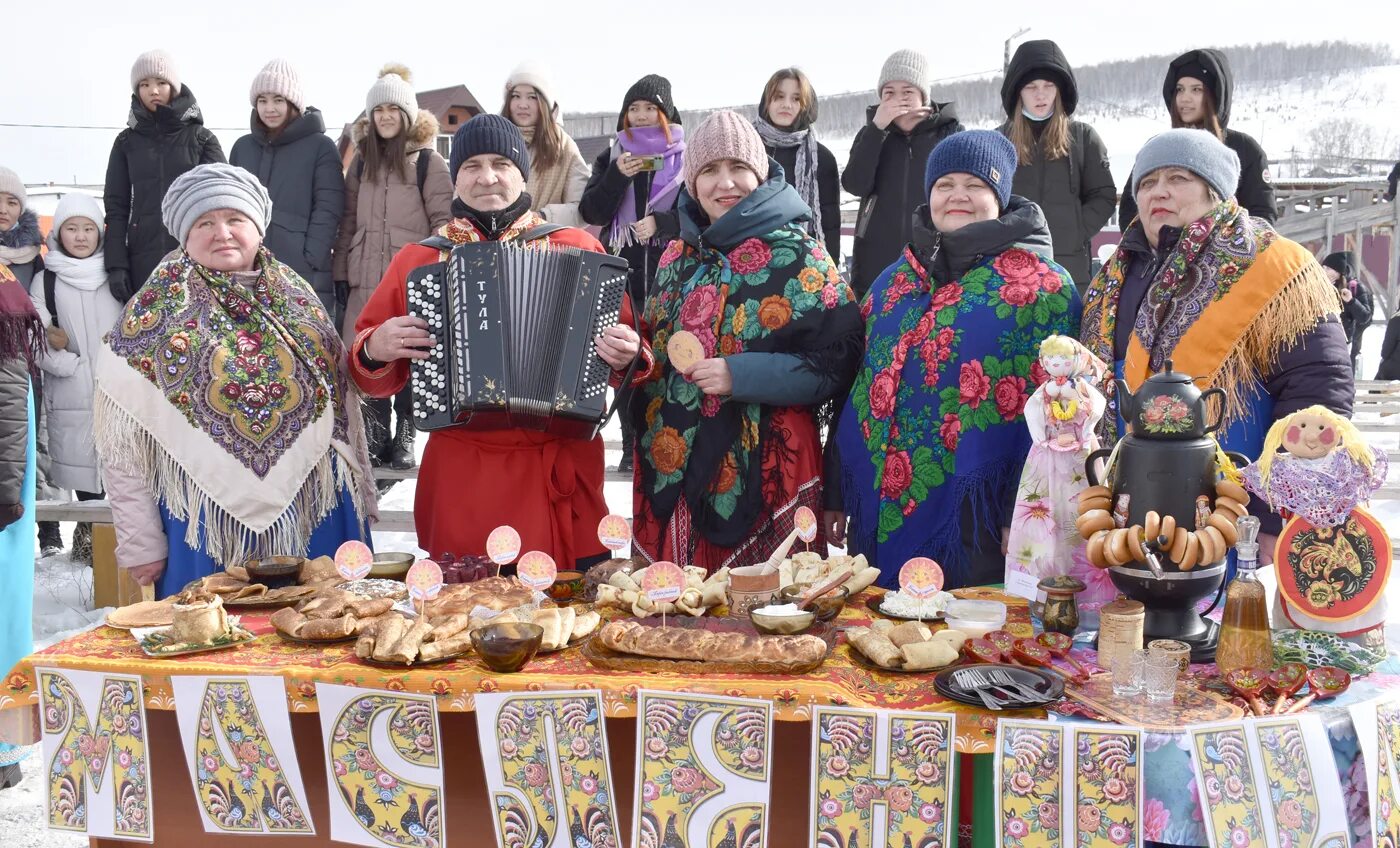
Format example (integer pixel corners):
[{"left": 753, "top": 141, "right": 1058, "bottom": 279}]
[
  {"left": 633, "top": 690, "right": 772, "bottom": 848},
  {"left": 1244, "top": 714, "right": 1348, "bottom": 848},
  {"left": 316, "top": 682, "right": 446, "bottom": 847},
  {"left": 995, "top": 719, "right": 1066, "bottom": 847},
  {"left": 36, "top": 666, "right": 154, "bottom": 841},
  {"left": 995, "top": 720, "right": 1143, "bottom": 847},
  {"left": 170, "top": 675, "right": 315, "bottom": 835},
  {"left": 474, "top": 691, "right": 621, "bottom": 848},
  {"left": 810, "top": 706, "right": 955, "bottom": 848},
  {"left": 1189, "top": 721, "right": 1268, "bottom": 848},
  {"left": 1351, "top": 696, "right": 1400, "bottom": 845}
]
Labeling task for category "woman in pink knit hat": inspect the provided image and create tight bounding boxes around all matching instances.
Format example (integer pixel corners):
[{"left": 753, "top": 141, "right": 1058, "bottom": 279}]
[{"left": 629, "top": 110, "right": 863, "bottom": 573}]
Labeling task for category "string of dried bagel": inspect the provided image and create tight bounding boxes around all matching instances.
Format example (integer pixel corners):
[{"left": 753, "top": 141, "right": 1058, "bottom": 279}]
[{"left": 1075, "top": 451, "right": 1252, "bottom": 571}]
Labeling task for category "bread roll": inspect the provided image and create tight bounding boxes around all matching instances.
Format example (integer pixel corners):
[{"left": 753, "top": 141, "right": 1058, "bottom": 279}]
[
  {"left": 571, "top": 610, "right": 602, "bottom": 641},
  {"left": 418, "top": 632, "right": 473, "bottom": 662},
  {"left": 870, "top": 619, "right": 895, "bottom": 634},
  {"left": 900, "top": 640, "right": 959, "bottom": 671},
  {"left": 887, "top": 621, "right": 933, "bottom": 648},
  {"left": 346, "top": 597, "right": 396, "bottom": 618},
  {"left": 932, "top": 629, "right": 969, "bottom": 651},
  {"left": 387, "top": 616, "right": 432, "bottom": 664},
  {"left": 270, "top": 608, "right": 307, "bottom": 637},
  {"left": 848, "top": 627, "right": 903, "bottom": 668},
  {"left": 533, "top": 608, "right": 568, "bottom": 650},
  {"left": 428, "top": 613, "right": 472, "bottom": 643},
  {"left": 299, "top": 614, "right": 357, "bottom": 640},
  {"left": 371, "top": 615, "right": 409, "bottom": 661}
]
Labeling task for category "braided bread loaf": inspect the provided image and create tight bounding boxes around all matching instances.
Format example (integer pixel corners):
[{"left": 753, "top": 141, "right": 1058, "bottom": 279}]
[{"left": 598, "top": 620, "right": 826, "bottom": 664}]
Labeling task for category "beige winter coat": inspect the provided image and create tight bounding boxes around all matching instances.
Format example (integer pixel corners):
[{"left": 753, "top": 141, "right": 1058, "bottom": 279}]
[
  {"left": 332, "top": 111, "right": 453, "bottom": 345},
  {"left": 524, "top": 128, "right": 591, "bottom": 227}
]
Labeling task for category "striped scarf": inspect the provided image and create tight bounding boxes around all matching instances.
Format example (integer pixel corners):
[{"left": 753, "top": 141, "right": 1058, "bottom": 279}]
[{"left": 753, "top": 117, "right": 823, "bottom": 247}]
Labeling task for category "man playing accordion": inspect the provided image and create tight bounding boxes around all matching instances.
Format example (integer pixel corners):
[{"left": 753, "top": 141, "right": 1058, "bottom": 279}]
[{"left": 351, "top": 114, "right": 652, "bottom": 568}]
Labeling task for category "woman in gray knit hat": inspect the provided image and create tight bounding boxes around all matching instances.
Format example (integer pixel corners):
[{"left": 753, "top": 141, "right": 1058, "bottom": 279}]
[{"left": 94, "top": 164, "right": 375, "bottom": 598}]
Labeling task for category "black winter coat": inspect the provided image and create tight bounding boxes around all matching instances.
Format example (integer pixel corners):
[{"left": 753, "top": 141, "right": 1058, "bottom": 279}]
[
  {"left": 1376, "top": 315, "right": 1400, "bottom": 380},
  {"left": 578, "top": 144, "right": 681, "bottom": 308},
  {"left": 1118, "top": 128, "right": 1275, "bottom": 226},
  {"left": 841, "top": 104, "right": 963, "bottom": 295},
  {"left": 230, "top": 108, "right": 345, "bottom": 311},
  {"left": 763, "top": 141, "right": 843, "bottom": 264},
  {"left": 103, "top": 87, "right": 225, "bottom": 301},
  {"left": 1339, "top": 279, "right": 1375, "bottom": 363}
]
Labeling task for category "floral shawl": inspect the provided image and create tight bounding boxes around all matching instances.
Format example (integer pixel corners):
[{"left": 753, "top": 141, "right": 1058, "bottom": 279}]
[
  {"left": 1081, "top": 200, "right": 1340, "bottom": 443},
  {"left": 838, "top": 245, "right": 1078, "bottom": 585},
  {"left": 638, "top": 223, "right": 860, "bottom": 549},
  {"left": 94, "top": 248, "right": 375, "bottom": 565}
]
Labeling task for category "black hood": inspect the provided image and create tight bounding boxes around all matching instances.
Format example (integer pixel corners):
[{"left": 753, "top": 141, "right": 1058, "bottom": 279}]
[
  {"left": 1163, "top": 49, "right": 1234, "bottom": 127},
  {"left": 1001, "top": 40, "right": 1078, "bottom": 116},
  {"left": 247, "top": 106, "right": 327, "bottom": 146},
  {"left": 864, "top": 101, "right": 960, "bottom": 135},
  {"left": 910, "top": 194, "right": 1054, "bottom": 283},
  {"left": 127, "top": 85, "right": 206, "bottom": 133}
]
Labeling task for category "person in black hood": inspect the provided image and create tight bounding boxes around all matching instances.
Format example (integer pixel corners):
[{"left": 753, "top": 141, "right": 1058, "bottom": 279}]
[
  {"left": 753, "top": 68, "right": 842, "bottom": 262},
  {"left": 579, "top": 74, "right": 686, "bottom": 473},
  {"left": 103, "top": 50, "right": 225, "bottom": 303},
  {"left": 230, "top": 60, "right": 345, "bottom": 314},
  {"left": 1321, "top": 250, "right": 1374, "bottom": 373},
  {"left": 1118, "top": 49, "right": 1275, "bottom": 227},
  {"left": 997, "top": 40, "right": 1116, "bottom": 290},
  {"left": 1385, "top": 161, "right": 1399, "bottom": 202},
  {"left": 842, "top": 48, "right": 963, "bottom": 296}
]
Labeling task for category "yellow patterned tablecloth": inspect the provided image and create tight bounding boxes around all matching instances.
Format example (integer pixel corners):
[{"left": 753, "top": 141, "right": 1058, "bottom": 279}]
[{"left": 1, "top": 587, "right": 1035, "bottom": 753}]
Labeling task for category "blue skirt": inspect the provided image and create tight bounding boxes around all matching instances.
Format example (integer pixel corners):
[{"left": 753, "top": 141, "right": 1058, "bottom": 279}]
[
  {"left": 155, "top": 486, "right": 371, "bottom": 599},
  {"left": 0, "top": 387, "right": 35, "bottom": 766}
]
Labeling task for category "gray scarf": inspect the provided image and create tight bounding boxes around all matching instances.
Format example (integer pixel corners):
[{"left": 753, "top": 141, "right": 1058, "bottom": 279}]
[{"left": 752, "top": 117, "right": 823, "bottom": 248}]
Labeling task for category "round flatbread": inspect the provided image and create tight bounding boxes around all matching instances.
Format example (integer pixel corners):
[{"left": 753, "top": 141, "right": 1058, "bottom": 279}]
[{"left": 666, "top": 330, "right": 705, "bottom": 373}]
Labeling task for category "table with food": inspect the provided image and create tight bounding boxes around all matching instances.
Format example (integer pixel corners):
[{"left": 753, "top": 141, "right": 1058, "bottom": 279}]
[{"left": 5, "top": 362, "right": 1400, "bottom": 848}]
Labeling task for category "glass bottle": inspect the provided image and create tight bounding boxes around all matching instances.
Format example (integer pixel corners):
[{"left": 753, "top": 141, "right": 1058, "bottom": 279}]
[{"left": 1215, "top": 515, "right": 1274, "bottom": 675}]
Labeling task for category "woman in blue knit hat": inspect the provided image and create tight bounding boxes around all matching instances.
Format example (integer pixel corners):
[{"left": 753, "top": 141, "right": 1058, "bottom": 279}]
[{"left": 835, "top": 130, "right": 1081, "bottom": 588}]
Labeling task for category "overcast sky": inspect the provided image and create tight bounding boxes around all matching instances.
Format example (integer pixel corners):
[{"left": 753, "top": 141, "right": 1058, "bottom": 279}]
[{"left": 4, "top": 0, "right": 1397, "bottom": 184}]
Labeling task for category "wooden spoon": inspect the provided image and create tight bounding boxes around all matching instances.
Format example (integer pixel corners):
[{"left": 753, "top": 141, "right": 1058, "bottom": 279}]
[
  {"left": 1035, "top": 632, "right": 1089, "bottom": 680},
  {"left": 797, "top": 569, "right": 853, "bottom": 611},
  {"left": 1284, "top": 667, "right": 1352, "bottom": 714},
  {"left": 962, "top": 638, "right": 1004, "bottom": 665},
  {"left": 1223, "top": 667, "right": 1270, "bottom": 716},
  {"left": 1012, "top": 638, "right": 1069, "bottom": 682},
  {"left": 986, "top": 629, "right": 1018, "bottom": 656},
  {"left": 1268, "top": 663, "right": 1308, "bottom": 714}
]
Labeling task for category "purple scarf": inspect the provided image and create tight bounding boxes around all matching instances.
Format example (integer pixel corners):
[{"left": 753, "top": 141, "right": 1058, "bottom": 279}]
[{"left": 609, "top": 125, "right": 686, "bottom": 252}]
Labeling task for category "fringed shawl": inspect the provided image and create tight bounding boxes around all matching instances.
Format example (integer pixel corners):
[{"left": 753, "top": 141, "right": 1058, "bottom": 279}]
[
  {"left": 0, "top": 264, "right": 43, "bottom": 377},
  {"left": 1082, "top": 201, "right": 1340, "bottom": 443},
  {"left": 94, "top": 249, "right": 376, "bottom": 565}
]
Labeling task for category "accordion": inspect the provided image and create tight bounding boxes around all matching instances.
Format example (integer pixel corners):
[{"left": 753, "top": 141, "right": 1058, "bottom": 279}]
[{"left": 404, "top": 239, "right": 632, "bottom": 439}]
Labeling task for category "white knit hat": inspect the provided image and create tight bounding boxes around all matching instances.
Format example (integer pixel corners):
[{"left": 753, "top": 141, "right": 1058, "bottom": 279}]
[
  {"left": 878, "top": 48, "right": 931, "bottom": 104},
  {"left": 249, "top": 58, "right": 304, "bottom": 110},
  {"left": 48, "top": 193, "right": 105, "bottom": 251},
  {"left": 0, "top": 166, "right": 25, "bottom": 209},
  {"left": 130, "top": 49, "right": 181, "bottom": 93},
  {"left": 365, "top": 64, "right": 418, "bottom": 126},
  {"left": 504, "top": 62, "right": 557, "bottom": 113}
]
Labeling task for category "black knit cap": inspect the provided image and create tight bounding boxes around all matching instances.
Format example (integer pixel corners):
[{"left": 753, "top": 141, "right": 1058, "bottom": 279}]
[
  {"left": 1322, "top": 251, "right": 1356, "bottom": 279},
  {"left": 449, "top": 114, "right": 530, "bottom": 182},
  {"left": 617, "top": 74, "right": 682, "bottom": 131}
]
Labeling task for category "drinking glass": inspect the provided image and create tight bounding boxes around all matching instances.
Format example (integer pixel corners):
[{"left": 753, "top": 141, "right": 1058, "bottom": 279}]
[
  {"left": 1111, "top": 649, "right": 1147, "bottom": 696},
  {"left": 1144, "top": 654, "right": 1180, "bottom": 703}
]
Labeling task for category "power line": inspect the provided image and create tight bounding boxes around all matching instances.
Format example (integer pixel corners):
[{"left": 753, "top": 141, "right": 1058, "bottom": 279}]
[{"left": 0, "top": 121, "right": 247, "bottom": 131}]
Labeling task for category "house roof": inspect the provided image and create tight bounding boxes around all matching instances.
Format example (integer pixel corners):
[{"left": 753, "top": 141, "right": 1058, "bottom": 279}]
[{"left": 417, "top": 85, "right": 484, "bottom": 119}]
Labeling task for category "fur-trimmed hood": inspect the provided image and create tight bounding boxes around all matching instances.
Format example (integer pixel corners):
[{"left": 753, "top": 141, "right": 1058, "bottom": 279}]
[{"left": 351, "top": 110, "right": 440, "bottom": 153}]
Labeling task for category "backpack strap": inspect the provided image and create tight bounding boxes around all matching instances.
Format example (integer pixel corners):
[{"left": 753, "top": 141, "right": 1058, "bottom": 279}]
[
  {"left": 43, "top": 269, "right": 59, "bottom": 329},
  {"left": 416, "top": 149, "right": 431, "bottom": 196}
]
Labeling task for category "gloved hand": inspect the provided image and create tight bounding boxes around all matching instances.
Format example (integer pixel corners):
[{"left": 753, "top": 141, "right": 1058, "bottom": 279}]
[
  {"left": 107, "top": 268, "right": 133, "bottom": 302},
  {"left": 0, "top": 503, "right": 23, "bottom": 532}
]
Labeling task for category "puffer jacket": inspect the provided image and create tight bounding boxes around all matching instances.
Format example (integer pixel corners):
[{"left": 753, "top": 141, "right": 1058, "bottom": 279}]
[
  {"left": 230, "top": 107, "right": 345, "bottom": 311},
  {"left": 103, "top": 86, "right": 225, "bottom": 301},
  {"left": 332, "top": 111, "right": 454, "bottom": 345}
]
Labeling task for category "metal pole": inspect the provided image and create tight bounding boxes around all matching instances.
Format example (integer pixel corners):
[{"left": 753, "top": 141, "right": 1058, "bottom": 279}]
[{"left": 1004, "top": 28, "right": 1031, "bottom": 73}]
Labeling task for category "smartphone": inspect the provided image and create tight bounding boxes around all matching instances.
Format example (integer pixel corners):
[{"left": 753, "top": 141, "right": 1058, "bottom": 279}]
[{"left": 636, "top": 155, "right": 665, "bottom": 172}]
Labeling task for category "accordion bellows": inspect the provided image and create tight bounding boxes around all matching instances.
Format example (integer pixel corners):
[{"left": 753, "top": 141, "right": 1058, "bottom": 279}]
[{"left": 406, "top": 241, "right": 631, "bottom": 438}]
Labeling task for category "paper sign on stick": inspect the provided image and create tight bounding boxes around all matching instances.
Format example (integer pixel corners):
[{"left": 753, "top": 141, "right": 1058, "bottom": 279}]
[
  {"left": 598, "top": 514, "right": 632, "bottom": 552},
  {"left": 487, "top": 526, "right": 522, "bottom": 566},
  {"left": 316, "top": 683, "right": 445, "bottom": 848},
  {"left": 36, "top": 667, "right": 154, "bottom": 842},
  {"left": 170, "top": 676, "right": 314, "bottom": 835},
  {"left": 335, "top": 540, "right": 373, "bottom": 581},
  {"left": 794, "top": 507, "right": 818, "bottom": 545},
  {"left": 810, "top": 707, "right": 955, "bottom": 848},
  {"left": 633, "top": 690, "right": 772, "bottom": 848},
  {"left": 516, "top": 551, "right": 558, "bottom": 592},
  {"left": 475, "top": 691, "right": 621, "bottom": 848}
]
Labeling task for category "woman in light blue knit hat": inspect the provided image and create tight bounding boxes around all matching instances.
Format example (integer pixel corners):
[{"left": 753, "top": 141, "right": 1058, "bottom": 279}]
[{"left": 95, "top": 164, "right": 375, "bottom": 598}]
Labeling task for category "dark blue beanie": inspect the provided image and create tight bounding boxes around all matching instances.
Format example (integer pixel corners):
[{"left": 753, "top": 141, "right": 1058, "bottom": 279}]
[
  {"left": 924, "top": 129, "right": 1018, "bottom": 209},
  {"left": 449, "top": 114, "right": 531, "bottom": 182}
]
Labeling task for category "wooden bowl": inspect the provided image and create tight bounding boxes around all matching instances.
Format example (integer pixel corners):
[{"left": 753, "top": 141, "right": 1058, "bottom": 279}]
[{"left": 548, "top": 570, "right": 586, "bottom": 603}]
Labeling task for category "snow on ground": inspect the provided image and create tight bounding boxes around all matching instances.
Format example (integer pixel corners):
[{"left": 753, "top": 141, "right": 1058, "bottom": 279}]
[{"left": 5, "top": 383, "right": 1400, "bottom": 839}]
